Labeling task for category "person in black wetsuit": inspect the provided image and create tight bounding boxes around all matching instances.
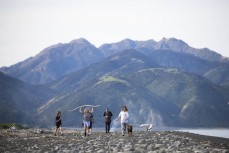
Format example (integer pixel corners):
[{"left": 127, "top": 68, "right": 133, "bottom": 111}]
[
  {"left": 54, "top": 111, "right": 63, "bottom": 136},
  {"left": 103, "top": 107, "right": 113, "bottom": 133}
]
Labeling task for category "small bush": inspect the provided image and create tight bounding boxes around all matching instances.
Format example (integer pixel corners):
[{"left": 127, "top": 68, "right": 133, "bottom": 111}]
[{"left": 0, "top": 123, "right": 25, "bottom": 129}]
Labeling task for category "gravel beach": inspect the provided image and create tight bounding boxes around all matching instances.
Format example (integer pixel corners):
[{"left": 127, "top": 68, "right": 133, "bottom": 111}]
[{"left": 0, "top": 128, "right": 228, "bottom": 152}]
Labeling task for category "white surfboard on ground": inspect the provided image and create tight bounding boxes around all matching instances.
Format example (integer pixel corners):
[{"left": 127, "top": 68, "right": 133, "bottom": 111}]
[
  {"left": 68, "top": 105, "right": 101, "bottom": 112},
  {"left": 140, "top": 124, "right": 153, "bottom": 131}
]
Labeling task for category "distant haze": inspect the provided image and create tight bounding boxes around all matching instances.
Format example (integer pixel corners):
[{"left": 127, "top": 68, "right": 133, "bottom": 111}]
[{"left": 0, "top": 0, "right": 229, "bottom": 67}]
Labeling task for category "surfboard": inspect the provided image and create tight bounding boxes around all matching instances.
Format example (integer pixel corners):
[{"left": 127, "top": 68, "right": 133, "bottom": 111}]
[
  {"left": 140, "top": 124, "right": 153, "bottom": 131},
  {"left": 68, "top": 105, "right": 101, "bottom": 112}
]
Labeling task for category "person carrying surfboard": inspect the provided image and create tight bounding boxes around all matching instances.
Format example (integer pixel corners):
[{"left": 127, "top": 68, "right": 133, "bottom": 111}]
[{"left": 80, "top": 107, "right": 93, "bottom": 136}]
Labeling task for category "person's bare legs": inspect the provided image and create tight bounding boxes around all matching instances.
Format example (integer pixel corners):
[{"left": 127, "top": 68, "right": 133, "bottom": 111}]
[
  {"left": 59, "top": 127, "right": 63, "bottom": 135},
  {"left": 55, "top": 127, "right": 59, "bottom": 136},
  {"left": 84, "top": 127, "right": 87, "bottom": 136},
  {"left": 87, "top": 126, "right": 89, "bottom": 135}
]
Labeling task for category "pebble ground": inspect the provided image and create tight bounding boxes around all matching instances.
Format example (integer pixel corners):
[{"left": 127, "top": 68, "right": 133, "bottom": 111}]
[{"left": 0, "top": 129, "right": 228, "bottom": 152}]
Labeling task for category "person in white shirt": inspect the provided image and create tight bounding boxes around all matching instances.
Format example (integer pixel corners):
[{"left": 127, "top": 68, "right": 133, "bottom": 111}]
[{"left": 117, "top": 106, "right": 129, "bottom": 136}]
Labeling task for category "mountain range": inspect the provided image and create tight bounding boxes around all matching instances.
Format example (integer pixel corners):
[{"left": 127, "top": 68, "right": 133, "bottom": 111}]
[
  {"left": 0, "top": 38, "right": 104, "bottom": 84},
  {"left": 1, "top": 38, "right": 228, "bottom": 85},
  {"left": 0, "top": 37, "right": 229, "bottom": 127},
  {"left": 0, "top": 72, "right": 56, "bottom": 124}
]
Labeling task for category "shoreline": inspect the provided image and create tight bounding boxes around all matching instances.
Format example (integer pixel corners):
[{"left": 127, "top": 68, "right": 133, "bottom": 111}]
[
  {"left": 0, "top": 129, "right": 228, "bottom": 152},
  {"left": 176, "top": 128, "right": 229, "bottom": 139}
]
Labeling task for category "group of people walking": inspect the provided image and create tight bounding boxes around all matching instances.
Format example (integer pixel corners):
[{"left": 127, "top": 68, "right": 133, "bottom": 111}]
[{"left": 54, "top": 105, "right": 130, "bottom": 136}]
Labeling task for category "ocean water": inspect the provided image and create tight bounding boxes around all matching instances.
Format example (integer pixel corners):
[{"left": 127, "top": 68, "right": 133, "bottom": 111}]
[{"left": 177, "top": 129, "right": 229, "bottom": 139}]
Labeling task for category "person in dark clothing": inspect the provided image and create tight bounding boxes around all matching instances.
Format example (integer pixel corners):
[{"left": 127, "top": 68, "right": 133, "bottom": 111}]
[
  {"left": 54, "top": 111, "right": 63, "bottom": 136},
  {"left": 103, "top": 108, "right": 113, "bottom": 133},
  {"left": 89, "top": 111, "right": 94, "bottom": 134}
]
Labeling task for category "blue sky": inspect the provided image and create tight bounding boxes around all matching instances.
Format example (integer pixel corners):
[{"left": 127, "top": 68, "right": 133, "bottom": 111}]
[{"left": 0, "top": 0, "right": 229, "bottom": 66}]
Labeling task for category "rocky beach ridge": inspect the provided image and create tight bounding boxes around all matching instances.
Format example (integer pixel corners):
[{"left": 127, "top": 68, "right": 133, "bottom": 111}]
[{"left": 0, "top": 128, "right": 229, "bottom": 152}]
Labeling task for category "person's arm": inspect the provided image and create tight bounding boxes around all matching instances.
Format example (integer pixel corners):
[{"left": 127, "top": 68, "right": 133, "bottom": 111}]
[
  {"left": 79, "top": 107, "right": 82, "bottom": 113},
  {"left": 56, "top": 116, "right": 61, "bottom": 122},
  {"left": 126, "top": 112, "right": 129, "bottom": 121},
  {"left": 91, "top": 107, "right": 94, "bottom": 113},
  {"left": 117, "top": 112, "right": 121, "bottom": 121}
]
